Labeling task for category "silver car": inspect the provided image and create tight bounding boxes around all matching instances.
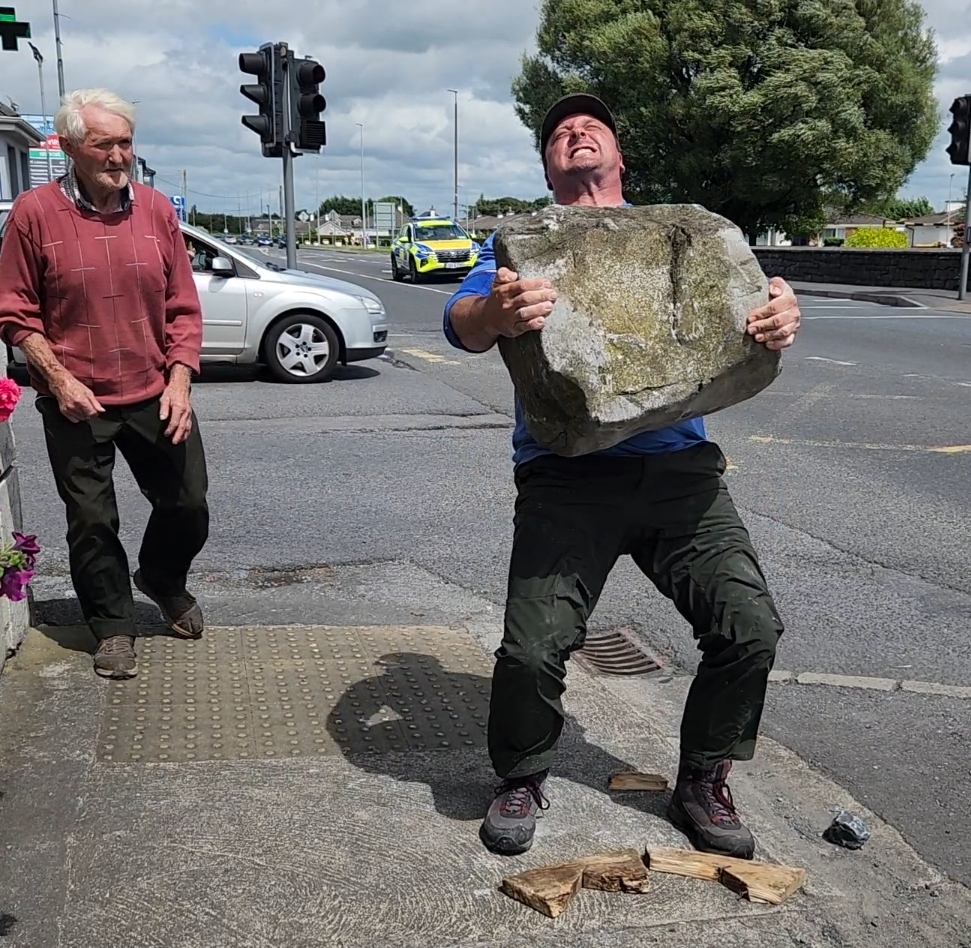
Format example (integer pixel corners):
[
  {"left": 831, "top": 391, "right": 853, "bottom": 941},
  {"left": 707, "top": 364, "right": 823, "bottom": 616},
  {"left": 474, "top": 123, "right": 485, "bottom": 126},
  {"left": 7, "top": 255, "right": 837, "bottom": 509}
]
[{"left": 4, "top": 221, "right": 388, "bottom": 384}]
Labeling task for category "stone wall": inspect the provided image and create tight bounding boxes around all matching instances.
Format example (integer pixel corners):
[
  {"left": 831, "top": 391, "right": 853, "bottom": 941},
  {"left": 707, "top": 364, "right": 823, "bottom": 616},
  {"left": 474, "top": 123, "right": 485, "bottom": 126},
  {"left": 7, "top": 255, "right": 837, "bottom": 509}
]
[
  {"left": 0, "top": 423, "right": 30, "bottom": 675},
  {"left": 752, "top": 248, "right": 970, "bottom": 291}
]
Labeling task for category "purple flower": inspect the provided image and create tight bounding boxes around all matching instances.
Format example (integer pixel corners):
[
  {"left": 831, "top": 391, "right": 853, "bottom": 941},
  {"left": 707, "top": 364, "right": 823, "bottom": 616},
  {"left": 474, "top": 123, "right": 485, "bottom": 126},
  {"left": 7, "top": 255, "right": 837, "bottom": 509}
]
[
  {"left": 0, "top": 567, "right": 33, "bottom": 601},
  {"left": 12, "top": 533, "right": 40, "bottom": 557}
]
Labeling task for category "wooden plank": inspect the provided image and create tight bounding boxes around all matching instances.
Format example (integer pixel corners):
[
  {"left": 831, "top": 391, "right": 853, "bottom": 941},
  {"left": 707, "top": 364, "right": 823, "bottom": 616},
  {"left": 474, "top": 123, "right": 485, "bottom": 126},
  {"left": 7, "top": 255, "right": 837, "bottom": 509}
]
[
  {"left": 579, "top": 849, "right": 651, "bottom": 893},
  {"left": 608, "top": 771, "right": 670, "bottom": 792},
  {"left": 720, "top": 863, "right": 806, "bottom": 905},
  {"left": 645, "top": 847, "right": 736, "bottom": 882},
  {"left": 499, "top": 862, "right": 584, "bottom": 918}
]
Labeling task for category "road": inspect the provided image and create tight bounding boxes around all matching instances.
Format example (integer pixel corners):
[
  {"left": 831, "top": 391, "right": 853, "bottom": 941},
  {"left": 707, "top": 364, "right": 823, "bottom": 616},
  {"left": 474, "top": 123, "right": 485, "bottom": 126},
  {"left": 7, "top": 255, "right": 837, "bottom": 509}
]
[{"left": 12, "top": 245, "right": 971, "bottom": 888}]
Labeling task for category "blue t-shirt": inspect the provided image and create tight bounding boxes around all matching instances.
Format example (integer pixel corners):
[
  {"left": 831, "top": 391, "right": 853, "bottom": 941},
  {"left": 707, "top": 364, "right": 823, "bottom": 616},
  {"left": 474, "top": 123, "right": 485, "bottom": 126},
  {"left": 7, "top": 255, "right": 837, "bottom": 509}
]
[{"left": 443, "top": 228, "right": 708, "bottom": 466}]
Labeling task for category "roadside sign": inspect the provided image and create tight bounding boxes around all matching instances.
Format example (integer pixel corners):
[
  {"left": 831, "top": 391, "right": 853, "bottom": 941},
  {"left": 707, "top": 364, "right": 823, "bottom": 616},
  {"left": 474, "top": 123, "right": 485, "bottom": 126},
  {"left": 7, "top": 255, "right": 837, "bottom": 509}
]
[
  {"left": 170, "top": 194, "right": 187, "bottom": 222},
  {"left": 298, "top": 211, "right": 310, "bottom": 222},
  {"left": 28, "top": 135, "right": 67, "bottom": 187},
  {"left": 374, "top": 201, "right": 396, "bottom": 235}
]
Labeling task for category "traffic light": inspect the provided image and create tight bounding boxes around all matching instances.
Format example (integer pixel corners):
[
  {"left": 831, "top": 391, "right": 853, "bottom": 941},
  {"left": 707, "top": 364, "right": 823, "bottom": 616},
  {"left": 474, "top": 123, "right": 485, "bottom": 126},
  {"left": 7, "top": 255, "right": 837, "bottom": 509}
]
[
  {"left": 239, "top": 43, "right": 284, "bottom": 158},
  {"left": 290, "top": 55, "right": 326, "bottom": 151},
  {"left": 947, "top": 95, "right": 971, "bottom": 166}
]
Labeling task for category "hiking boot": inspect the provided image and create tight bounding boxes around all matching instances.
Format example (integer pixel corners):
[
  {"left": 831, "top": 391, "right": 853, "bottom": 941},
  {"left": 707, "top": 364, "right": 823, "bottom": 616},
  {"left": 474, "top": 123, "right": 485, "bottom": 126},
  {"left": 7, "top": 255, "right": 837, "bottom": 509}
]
[
  {"left": 134, "top": 569, "right": 204, "bottom": 639},
  {"left": 93, "top": 635, "right": 137, "bottom": 679},
  {"left": 667, "top": 760, "right": 755, "bottom": 859},
  {"left": 479, "top": 769, "right": 549, "bottom": 855}
]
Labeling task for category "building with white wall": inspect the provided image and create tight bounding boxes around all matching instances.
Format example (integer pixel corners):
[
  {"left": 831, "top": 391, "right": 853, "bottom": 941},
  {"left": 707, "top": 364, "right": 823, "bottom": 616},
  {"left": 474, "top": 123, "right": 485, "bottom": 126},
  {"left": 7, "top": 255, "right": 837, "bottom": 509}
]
[{"left": 0, "top": 103, "right": 44, "bottom": 202}]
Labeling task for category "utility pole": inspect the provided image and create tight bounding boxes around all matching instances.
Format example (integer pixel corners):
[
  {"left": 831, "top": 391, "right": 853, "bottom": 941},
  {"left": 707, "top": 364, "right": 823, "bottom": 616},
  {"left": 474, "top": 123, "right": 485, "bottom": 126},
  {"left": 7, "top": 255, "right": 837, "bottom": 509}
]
[
  {"left": 356, "top": 122, "right": 366, "bottom": 248},
  {"left": 280, "top": 50, "right": 297, "bottom": 267},
  {"left": 51, "top": 0, "right": 65, "bottom": 100},
  {"left": 960, "top": 166, "right": 971, "bottom": 302},
  {"left": 448, "top": 89, "right": 458, "bottom": 222},
  {"left": 28, "top": 43, "right": 54, "bottom": 184}
]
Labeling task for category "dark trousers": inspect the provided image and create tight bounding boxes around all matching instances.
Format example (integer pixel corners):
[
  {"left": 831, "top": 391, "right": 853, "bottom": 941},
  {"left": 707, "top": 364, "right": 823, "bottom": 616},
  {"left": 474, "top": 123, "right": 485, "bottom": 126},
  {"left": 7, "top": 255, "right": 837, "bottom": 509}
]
[
  {"left": 489, "top": 442, "right": 784, "bottom": 779},
  {"left": 37, "top": 395, "right": 210, "bottom": 642}
]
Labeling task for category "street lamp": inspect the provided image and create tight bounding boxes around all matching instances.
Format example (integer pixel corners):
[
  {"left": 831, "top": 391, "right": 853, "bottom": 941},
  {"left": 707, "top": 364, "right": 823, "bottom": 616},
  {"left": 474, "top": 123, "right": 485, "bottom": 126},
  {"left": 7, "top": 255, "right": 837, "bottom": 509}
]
[
  {"left": 27, "top": 42, "right": 54, "bottom": 185},
  {"left": 51, "top": 0, "right": 66, "bottom": 100},
  {"left": 447, "top": 89, "right": 458, "bottom": 222},
  {"left": 356, "top": 122, "right": 366, "bottom": 248}
]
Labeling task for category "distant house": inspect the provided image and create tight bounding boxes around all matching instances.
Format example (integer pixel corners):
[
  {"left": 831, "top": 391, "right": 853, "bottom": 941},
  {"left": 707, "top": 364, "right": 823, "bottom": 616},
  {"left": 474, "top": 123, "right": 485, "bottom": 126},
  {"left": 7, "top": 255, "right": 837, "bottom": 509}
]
[
  {"left": 819, "top": 213, "right": 900, "bottom": 245},
  {"left": 0, "top": 103, "right": 44, "bottom": 201},
  {"left": 904, "top": 211, "right": 959, "bottom": 248}
]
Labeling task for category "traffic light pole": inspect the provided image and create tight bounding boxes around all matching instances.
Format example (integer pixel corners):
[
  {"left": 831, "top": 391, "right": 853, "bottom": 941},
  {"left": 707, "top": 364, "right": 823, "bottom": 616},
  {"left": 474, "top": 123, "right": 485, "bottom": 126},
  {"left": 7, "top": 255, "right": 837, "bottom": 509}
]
[
  {"left": 960, "top": 165, "right": 971, "bottom": 302},
  {"left": 280, "top": 50, "right": 297, "bottom": 270}
]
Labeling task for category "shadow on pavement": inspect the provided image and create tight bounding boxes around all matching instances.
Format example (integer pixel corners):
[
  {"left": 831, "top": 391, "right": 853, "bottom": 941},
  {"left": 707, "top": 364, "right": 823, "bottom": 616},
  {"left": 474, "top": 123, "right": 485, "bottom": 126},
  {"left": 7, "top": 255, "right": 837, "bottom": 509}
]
[
  {"left": 0, "top": 913, "right": 18, "bottom": 937},
  {"left": 33, "top": 598, "right": 169, "bottom": 654},
  {"left": 194, "top": 363, "right": 381, "bottom": 385},
  {"left": 327, "top": 651, "right": 670, "bottom": 824}
]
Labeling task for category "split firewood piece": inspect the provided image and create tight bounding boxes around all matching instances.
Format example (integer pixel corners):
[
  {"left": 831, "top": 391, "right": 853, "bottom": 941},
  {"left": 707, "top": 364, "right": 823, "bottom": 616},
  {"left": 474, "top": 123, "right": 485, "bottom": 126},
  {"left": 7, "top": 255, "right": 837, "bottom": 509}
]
[
  {"left": 579, "top": 849, "right": 651, "bottom": 893},
  {"left": 645, "top": 848, "right": 806, "bottom": 905},
  {"left": 720, "top": 863, "right": 806, "bottom": 905},
  {"left": 499, "top": 862, "right": 584, "bottom": 918},
  {"left": 608, "top": 771, "right": 670, "bottom": 792}
]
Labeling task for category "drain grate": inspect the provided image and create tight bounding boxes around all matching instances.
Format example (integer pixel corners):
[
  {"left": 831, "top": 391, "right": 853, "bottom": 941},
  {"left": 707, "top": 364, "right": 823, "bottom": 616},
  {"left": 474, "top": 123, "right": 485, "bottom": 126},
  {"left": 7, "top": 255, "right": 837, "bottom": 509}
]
[{"left": 572, "top": 627, "right": 666, "bottom": 678}]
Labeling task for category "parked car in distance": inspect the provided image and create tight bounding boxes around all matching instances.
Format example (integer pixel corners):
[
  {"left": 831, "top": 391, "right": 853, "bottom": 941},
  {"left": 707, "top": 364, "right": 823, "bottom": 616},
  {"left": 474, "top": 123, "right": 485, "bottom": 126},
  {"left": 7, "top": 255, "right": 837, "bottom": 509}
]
[{"left": 4, "top": 221, "right": 389, "bottom": 384}]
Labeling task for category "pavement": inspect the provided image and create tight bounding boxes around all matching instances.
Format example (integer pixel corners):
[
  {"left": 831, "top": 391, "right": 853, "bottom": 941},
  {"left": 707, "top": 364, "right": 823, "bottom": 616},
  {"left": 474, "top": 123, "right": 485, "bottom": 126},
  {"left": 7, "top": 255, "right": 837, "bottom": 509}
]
[
  {"left": 1, "top": 247, "right": 970, "bottom": 946},
  {"left": 790, "top": 281, "right": 971, "bottom": 313}
]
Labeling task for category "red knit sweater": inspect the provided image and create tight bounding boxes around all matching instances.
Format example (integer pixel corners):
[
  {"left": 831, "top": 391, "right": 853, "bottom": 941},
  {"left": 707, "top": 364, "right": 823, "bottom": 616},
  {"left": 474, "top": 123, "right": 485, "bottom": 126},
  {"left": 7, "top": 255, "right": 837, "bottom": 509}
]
[{"left": 0, "top": 181, "right": 202, "bottom": 406}]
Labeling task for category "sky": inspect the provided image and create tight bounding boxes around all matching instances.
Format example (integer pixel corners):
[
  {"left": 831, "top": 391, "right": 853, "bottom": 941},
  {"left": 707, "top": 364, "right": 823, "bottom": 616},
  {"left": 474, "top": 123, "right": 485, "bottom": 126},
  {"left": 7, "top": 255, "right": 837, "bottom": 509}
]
[{"left": 2, "top": 0, "right": 970, "bottom": 220}]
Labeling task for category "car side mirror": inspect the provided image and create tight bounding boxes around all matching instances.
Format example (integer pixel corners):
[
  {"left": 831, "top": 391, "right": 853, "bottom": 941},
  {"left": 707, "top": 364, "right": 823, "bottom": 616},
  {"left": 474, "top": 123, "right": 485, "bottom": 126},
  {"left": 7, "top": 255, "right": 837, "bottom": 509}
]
[{"left": 211, "top": 256, "right": 233, "bottom": 276}]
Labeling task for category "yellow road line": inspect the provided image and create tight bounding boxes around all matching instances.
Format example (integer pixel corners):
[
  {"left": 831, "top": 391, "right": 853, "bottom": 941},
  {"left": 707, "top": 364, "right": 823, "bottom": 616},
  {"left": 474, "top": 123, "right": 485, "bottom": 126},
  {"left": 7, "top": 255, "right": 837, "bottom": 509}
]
[
  {"left": 399, "top": 348, "right": 461, "bottom": 366},
  {"left": 749, "top": 435, "right": 971, "bottom": 455}
]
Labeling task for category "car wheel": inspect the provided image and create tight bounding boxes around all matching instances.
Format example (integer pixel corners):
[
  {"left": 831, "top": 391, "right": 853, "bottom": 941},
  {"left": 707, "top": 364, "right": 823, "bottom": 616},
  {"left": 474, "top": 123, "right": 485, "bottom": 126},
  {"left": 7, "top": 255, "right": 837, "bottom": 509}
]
[
  {"left": 410, "top": 258, "right": 423, "bottom": 284},
  {"left": 391, "top": 254, "right": 403, "bottom": 282},
  {"left": 265, "top": 314, "right": 340, "bottom": 384}
]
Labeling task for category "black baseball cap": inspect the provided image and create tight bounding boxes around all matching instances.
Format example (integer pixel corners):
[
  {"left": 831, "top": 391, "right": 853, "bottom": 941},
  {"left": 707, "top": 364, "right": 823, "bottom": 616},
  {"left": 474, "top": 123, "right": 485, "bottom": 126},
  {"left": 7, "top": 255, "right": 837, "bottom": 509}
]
[{"left": 539, "top": 93, "right": 618, "bottom": 167}]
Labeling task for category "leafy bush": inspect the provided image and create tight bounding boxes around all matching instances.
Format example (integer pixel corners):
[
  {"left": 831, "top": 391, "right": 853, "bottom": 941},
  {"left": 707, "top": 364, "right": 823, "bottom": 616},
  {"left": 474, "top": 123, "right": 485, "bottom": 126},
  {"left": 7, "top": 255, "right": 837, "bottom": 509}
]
[
  {"left": 823, "top": 237, "right": 845, "bottom": 247},
  {"left": 845, "top": 227, "right": 908, "bottom": 249}
]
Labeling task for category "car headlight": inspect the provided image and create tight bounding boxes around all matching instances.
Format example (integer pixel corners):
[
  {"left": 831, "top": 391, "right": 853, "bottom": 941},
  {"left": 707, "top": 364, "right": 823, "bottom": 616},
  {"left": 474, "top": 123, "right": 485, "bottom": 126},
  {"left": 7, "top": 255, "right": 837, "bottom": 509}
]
[{"left": 356, "top": 295, "right": 385, "bottom": 315}]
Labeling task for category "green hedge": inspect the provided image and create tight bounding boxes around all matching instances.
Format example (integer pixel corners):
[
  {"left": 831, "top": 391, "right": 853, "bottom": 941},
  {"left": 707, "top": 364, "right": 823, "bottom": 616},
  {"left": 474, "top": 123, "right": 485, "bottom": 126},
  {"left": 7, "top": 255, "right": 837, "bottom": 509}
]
[{"left": 845, "top": 227, "right": 908, "bottom": 249}]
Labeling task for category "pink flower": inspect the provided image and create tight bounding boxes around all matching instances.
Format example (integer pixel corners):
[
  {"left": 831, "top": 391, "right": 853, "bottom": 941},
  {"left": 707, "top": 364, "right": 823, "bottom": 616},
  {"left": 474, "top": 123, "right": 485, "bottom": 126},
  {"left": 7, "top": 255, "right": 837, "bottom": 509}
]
[
  {"left": 12, "top": 532, "right": 40, "bottom": 558},
  {"left": 0, "top": 567, "right": 33, "bottom": 601},
  {"left": 0, "top": 378, "right": 22, "bottom": 424}
]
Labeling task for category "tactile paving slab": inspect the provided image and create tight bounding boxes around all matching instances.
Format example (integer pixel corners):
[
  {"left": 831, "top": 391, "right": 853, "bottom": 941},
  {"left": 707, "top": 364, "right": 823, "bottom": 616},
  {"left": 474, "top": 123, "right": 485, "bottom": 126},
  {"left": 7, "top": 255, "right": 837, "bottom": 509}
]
[{"left": 98, "top": 626, "right": 494, "bottom": 763}]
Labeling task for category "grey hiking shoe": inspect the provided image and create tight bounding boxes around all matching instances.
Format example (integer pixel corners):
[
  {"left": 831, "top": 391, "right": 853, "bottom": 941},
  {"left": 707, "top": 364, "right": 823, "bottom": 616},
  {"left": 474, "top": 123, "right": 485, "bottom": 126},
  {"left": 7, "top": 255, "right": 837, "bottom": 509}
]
[
  {"left": 94, "top": 635, "right": 137, "bottom": 679},
  {"left": 479, "top": 769, "right": 549, "bottom": 855},
  {"left": 667, "top": 760, "right": 755, "bottom": 859},
  {"left": 134, "top": 569, "right": 204, "bottom": 639}
]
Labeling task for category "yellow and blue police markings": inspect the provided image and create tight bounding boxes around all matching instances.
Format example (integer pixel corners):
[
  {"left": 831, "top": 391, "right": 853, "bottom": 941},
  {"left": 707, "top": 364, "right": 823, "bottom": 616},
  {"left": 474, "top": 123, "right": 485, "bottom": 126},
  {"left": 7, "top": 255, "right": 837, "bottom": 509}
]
[{"left": 391, "top": 218, "right": 480, "bottom": 283}]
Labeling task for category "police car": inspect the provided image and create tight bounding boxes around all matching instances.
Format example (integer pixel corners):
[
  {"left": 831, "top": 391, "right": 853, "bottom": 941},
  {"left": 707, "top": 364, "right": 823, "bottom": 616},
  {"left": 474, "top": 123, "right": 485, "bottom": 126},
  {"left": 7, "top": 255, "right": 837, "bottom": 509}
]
[{"left": 390, "top": 215, "right": 479, "bottom": 283}]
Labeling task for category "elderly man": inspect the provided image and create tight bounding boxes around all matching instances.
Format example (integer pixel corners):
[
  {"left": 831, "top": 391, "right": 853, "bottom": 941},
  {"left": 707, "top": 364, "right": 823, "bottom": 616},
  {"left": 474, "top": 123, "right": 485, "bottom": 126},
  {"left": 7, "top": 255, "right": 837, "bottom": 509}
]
[
  {"left": 0, "top": 88, "right": 208, "bottom": 679},
  {"left": 444, "top": 94, "right": 802, "bottom": 859}
]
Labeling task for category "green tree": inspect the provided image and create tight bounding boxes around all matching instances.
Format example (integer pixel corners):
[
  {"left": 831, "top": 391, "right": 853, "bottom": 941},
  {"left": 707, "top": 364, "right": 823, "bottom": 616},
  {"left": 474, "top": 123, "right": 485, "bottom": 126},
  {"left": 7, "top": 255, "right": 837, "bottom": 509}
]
[
  {"left": 474, "top": 195, "right": 551, "bottom": 216},
  {"left": 863, "top": 195, "right": 934, "bottom": 220},
  {"left": 513, "top": 0, "right": 939, "bottom": 241}
]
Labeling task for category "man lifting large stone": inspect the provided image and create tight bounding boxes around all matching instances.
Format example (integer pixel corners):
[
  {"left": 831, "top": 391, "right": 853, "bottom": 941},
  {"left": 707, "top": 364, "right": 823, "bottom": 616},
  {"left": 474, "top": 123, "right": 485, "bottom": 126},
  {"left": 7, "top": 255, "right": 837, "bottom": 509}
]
[{"left": 443, "top": 93, "right": 802, "bottom": 858}]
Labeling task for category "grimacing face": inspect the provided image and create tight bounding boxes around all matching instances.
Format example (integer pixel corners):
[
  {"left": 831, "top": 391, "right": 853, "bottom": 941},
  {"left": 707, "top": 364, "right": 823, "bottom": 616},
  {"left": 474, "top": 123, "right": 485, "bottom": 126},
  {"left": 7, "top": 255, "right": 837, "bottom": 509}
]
[
  {"left": 544, "top": 113, "right": 624, "bottom": 186},
  {"left": 60, "top": 106, "right": 133, "bottom": 194}
]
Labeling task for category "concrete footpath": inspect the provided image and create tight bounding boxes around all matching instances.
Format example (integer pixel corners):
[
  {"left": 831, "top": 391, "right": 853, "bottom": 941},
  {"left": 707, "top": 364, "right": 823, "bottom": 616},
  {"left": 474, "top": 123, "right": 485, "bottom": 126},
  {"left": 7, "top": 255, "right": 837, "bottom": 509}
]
[
  {"left": 2, "top": 565, "right": 971, "bottom": 948},
  {"left": 791, "top": 281, "right": 971, "bottom": 313}
]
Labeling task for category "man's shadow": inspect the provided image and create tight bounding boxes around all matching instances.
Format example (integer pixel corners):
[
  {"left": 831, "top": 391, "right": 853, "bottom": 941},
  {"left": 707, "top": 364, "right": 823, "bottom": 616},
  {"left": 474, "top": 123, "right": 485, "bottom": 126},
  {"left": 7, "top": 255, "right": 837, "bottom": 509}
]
[
  {"left": 32, "top": 596, "right": 174, "bottom": 654},
  {"left": 327, "top": 651, "right": 671, "bottom": 823}
]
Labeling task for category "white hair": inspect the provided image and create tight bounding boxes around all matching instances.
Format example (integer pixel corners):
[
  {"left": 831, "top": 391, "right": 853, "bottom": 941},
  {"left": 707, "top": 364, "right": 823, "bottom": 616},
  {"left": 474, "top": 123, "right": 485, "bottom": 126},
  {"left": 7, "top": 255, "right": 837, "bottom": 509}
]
[{"left": 54, "top": 89, "right": 136, "bottom": 145}]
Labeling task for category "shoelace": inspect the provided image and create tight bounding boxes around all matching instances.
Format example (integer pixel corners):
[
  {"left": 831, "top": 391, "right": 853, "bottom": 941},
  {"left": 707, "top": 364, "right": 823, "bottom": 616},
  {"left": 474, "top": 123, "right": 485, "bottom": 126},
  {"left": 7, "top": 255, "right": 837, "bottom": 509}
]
[
  {"left": 698, "top": 776, "right": 740, "bottom": 828},
  {"left": 98, "top": 636, "right": 133, "bottom": 655},
  {"left": 495, "top": 777, "right": 550, "bottom": 818}
]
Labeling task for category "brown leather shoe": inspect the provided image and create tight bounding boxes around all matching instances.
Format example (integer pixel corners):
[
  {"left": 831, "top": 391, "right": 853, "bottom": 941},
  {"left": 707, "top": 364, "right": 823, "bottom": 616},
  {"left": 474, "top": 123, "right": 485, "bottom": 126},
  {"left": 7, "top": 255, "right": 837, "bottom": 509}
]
[
  {"left": 93, "top": 635, "right": 137, "bottom": 679},
  {"left": 667, "top": 760, "right": 755, "bottom": 858},
  {"left": 134, "top": 570, "right": 204, "bottom": 638}
]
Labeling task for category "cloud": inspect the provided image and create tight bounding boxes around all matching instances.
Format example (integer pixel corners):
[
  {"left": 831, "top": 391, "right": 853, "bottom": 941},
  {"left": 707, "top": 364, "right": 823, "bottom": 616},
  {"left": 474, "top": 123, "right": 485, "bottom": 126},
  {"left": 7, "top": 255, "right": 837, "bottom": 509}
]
[{"left": 2, "top": 1, "right": 965, "bottom": 216}]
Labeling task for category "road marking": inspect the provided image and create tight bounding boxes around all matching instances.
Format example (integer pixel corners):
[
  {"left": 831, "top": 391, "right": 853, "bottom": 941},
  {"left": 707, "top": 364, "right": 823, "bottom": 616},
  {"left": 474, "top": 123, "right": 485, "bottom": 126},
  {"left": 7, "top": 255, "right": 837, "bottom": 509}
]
[
  {"left": 804, "top": 356, "right": 858, "bottom": 366},
  {"left": 750, "top": 435, "right": 971, "bottom": 454},
  {"left": 903, "top": 373, "right": 971, "bottom": 388},
  {"left": 804, "top": 313, "right": 971, "bottom": 320},
  {"left": 769, "top": 670, "right": 971, "bottom": 699},
  {"left": 399, "top": 347, "right": 461, "bottom": 365}
]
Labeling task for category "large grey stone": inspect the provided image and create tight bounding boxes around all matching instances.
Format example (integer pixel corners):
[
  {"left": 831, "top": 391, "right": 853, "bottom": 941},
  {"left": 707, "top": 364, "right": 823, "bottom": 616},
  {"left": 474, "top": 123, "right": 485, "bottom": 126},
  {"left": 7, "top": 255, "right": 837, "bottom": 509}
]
[{"left": 494, "top": 204, "right": 782, "bottom": 456}]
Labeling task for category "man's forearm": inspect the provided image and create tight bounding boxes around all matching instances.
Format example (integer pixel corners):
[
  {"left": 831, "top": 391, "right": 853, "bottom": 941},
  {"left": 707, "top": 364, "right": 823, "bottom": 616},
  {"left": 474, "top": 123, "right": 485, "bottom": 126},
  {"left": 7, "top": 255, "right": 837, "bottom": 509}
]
[
  {"left": 167, "top": 362, "right": 192, "bottom": 389},
  {"left": 448, "top": 296, "right": 500, "bottom": 353},
  {"left": 19, "top": 333, "right": 70, "bottom": 385}
]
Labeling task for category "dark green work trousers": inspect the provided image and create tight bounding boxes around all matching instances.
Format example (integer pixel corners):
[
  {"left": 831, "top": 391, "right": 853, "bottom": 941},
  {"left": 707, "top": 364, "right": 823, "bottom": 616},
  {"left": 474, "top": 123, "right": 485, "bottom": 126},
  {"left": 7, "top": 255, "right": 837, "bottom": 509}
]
[
  {"left": 490, "top": 442, "right": 783, "bottom": 779},
  {"left": 37, "top": 395, "right": 210, "bottom": 642}
]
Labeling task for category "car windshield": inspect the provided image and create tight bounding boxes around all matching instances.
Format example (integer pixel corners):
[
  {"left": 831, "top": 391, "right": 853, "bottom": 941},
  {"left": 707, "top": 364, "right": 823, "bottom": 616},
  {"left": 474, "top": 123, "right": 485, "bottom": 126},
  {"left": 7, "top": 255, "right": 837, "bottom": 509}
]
[{"left": 415, "top": 223, "right": 467, "bottom": 242}]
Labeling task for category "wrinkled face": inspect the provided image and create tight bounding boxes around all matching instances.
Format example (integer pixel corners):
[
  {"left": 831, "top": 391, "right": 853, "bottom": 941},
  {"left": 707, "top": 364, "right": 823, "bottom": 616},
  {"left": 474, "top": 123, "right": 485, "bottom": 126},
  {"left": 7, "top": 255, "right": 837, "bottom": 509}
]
[
  {"left": 544, "top": 112, "right": 624, "bottom": 187},
  {"left": 61, "top": 106, "right": 133, "bottom": 193}
]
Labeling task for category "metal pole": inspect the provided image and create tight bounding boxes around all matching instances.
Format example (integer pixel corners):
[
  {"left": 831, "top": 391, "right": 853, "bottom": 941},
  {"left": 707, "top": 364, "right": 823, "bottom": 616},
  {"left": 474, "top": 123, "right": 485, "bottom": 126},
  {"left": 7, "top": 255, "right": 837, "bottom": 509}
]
[
  {"left": 281, "top": 47, "right": 297, "bottom": 269},
  {"left": 52, "top": 0, "right": 66, "bottom": 100},
  {"left": 356, "top": 123, "right": 365, "bottom": 248},
  {"left": 959, "top": 165, "right": 971, "bottom": 301},
  {"left": 448, "top": 89, "right": 458, "bottom": 221},
  {"left": 315, "top": 157, "right": 319, "bottom": 245},
  {"left": 31, "top": 50, "right": 54, "bottom": 184}
]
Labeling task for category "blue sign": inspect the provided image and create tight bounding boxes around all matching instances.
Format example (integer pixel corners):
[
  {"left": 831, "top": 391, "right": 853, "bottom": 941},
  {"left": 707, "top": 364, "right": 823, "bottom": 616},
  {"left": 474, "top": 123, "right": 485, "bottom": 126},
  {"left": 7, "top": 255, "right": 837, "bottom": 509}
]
[{"left": 170, "top": 194, "right": 186, "bottom": 222}]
